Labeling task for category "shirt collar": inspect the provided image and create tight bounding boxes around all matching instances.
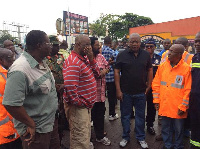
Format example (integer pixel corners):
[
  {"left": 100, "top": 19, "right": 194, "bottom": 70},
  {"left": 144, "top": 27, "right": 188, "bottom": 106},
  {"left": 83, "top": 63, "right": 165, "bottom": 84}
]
[{"left": 71, "top": 50, "right": 87, "bottom": 61}]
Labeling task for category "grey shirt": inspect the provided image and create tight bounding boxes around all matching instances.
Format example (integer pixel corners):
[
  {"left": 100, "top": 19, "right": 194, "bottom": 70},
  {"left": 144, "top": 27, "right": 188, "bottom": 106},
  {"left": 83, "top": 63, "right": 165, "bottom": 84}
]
[{"left": 3, "top": 51, "right": 58, "bottom": 136}]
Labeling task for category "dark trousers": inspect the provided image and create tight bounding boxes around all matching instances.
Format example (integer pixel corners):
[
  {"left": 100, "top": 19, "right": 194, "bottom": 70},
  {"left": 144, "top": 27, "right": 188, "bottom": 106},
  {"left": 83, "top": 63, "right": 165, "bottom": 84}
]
[
  {"left": 146, "top": 89, "right": 156, "bottom": 127},
  {"left": 106, "top": 82, "right": 116, "bottom": 116},
  {"left": 21, "top": 119, "right": 60, "bottom": 149},
  {"left": 92, "top": 102, "right": 105, "bottom": 140},
  {"left": 0, "top": 138, "right": 22, "bottom": 149}
]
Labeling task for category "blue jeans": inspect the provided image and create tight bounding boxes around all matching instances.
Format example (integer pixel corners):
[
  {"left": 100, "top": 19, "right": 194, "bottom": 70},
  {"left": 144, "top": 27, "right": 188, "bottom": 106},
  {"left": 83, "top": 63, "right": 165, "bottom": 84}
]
[
  {"left": 161, "top": 116, "right": 184, "bottom": 149},
  {"left": 120, "top": 93, "right": 146, "bottom": 141}
]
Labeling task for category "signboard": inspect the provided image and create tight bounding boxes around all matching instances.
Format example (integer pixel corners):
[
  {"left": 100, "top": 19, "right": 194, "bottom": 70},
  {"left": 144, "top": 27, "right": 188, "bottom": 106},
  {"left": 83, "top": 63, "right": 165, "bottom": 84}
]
[{"left": 63, "top": 11, "right": 89, "bottom": 36}]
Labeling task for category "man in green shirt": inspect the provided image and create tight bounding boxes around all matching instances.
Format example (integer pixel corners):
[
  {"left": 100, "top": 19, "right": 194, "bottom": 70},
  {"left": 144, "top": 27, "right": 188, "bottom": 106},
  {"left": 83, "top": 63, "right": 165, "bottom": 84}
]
[{"left": 3, "top": 30, "right": 58, "bottom": 149}]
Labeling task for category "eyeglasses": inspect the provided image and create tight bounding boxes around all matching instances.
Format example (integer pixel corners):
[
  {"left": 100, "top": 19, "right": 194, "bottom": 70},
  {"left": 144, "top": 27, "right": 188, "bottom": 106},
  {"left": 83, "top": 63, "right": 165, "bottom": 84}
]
[{"left": 145, "top": 45, "right": 154, "bottom": 48}]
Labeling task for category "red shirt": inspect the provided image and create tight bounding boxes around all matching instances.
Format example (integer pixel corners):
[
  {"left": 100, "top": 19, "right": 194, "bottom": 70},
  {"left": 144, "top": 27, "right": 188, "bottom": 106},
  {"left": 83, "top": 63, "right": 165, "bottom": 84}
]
[
  {"left": 63, "top": 51, "right": 100, "bottom": 108},
  {"left": 95, "top": 54, "right": 109, "bottom": 102}
]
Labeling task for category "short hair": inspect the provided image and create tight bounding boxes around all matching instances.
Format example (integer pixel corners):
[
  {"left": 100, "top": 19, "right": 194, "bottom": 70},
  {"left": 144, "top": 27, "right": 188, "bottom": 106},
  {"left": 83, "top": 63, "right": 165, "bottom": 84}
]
[
  {"left": 104, "top": 36, "right": 112, "bottom": 44},
  {"left": 145, "top": 38, "right": 156, "bottom": 46},
  {"left": 26, "top": 30, "right": 47, "bottom": 49},
  {"left": 89, "top": 37, "right": 98, "bottom": 47},
  {"left": 175, "top": 37, "right": 188, "bottom": 47}
]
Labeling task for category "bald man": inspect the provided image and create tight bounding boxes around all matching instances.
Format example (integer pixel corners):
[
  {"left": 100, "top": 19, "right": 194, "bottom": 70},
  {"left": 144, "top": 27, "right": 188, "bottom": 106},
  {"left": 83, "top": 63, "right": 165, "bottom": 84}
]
[
  {"left": 152, "top": 44, "right": 191, "bottom": 149},
  {"left": 63, "top": 35, "right": 100, "bottom": 149},
  {"left": 3, "top": 40, "right": 20, "bottom": 59},
  {"left": 189, "top": 32, "right": 200, "bottom": 149},
  {"left": 0, "top": 48, "right": 22, "bottom": 149}
]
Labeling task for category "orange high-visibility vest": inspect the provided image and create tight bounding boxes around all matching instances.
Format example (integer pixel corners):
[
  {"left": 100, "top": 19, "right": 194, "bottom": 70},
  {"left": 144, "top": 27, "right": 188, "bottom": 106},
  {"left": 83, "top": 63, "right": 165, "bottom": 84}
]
[
  {"left": 152, "top": 59, "right": 191, "bottom": 119},
  {"left": 0, "top": 65, "right": 20, "bottom": 145},
  {"left": 161, "top": 50, "right": 193, "bottom": 65}
]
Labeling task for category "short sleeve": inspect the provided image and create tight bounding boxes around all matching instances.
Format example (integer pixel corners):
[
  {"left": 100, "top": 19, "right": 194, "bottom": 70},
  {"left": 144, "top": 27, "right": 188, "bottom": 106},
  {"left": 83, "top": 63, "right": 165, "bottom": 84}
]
[
  {"left": 115, "top": 53, "right": 122, "bottom": 70},
  {"left": 147, "top": 54, "right": 152, "bottom": 69},
  {"left": 3, "top": 71, "right": 27, "bottom": 106}
]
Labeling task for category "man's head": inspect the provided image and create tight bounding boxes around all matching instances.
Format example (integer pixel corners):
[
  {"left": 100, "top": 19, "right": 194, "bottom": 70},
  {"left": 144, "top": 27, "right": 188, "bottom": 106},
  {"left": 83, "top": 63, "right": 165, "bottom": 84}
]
[
  {"left": 111, "top": 40, "right": 118, "bottom": 50},
  {"left": 104, "top": 36, "right": 112, "bottom": 47},
  {"left": 49, "top": 35, "right": 60, "bottom": 56},
  {"left": 168, "top": 44, "right": 185, "bottom": 64},
  {"left": 194, "top": 32, "right": 200, "bottom": 53},
  {"left": 26, "top": 30, "right": 52, "bottom": 59},
  {"left": 0, "top": 48, "right": 14, "bottom": 69},
  {"left": 3, "top": 40, "right": 15, "bottom": 53},
  {"left": 128, "top": 33, "right": 141, "bottom": 53},
  {"left": 90, "top": 37, "right": 100, "bottom": 56},
  {"left": 145, "top": 38, "right": 156, "bottom": 55},
  {"left": 74, "top": 35, "right": 91, "bottom": 57},
  {"left": 163, "top": 39, "right": 171, "bottom": 50},
  {"left": 60, "top": 40, "right": 68, "bottom": 50},
  {"left": 175, "top": 37, "right": 189, "bottom": 51}
]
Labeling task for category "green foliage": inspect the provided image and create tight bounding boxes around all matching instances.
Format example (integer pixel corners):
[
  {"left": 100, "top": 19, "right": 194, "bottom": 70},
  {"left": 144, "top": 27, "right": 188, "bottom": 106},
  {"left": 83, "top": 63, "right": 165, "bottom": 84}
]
[
  {"left": 89, "top": 13, "right": 154, "bottom": 39},
  {"left": 0, "top": 30, "right": 19, "bottom": 45}
]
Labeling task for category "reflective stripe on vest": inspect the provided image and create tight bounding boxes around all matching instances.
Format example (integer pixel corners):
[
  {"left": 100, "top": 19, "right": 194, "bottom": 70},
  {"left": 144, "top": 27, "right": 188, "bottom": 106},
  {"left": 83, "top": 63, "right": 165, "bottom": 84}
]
[
  {"left": 161, "top": 51, "right": 169, "bottom": 63},
  {"left": 184, "top": 53, "right": 190, "bottom": 63},
  {"left": 192, "top": 63, "right": 200, "bottom": 68},
  {"left": 171, "top": 83, "right": 184, "bottom": 89},
  {"left": 161, "top": 81, "right": 167, "bottom": 86},
  {"left": 190, "top": 139, "right": 200, "bottom": 147},
  {"left": 0, "top": 116, "right": 10, "bottom": 126},
  {"left": 0, "top": 72, "right": 7, "bottom": 80}
]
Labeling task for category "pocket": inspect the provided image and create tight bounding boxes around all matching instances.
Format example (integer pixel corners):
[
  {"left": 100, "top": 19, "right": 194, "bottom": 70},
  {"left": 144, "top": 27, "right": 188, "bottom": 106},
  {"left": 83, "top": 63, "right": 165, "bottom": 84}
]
[{"left": 39, "top": 80, "right": 52, "bottom": 94}]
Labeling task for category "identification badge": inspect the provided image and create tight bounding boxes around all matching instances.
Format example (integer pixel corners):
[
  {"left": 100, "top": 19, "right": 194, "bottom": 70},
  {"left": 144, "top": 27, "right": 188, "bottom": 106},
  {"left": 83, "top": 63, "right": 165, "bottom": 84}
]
[{"left": 175, "top": 75, "right": 183, "bottom": 85}]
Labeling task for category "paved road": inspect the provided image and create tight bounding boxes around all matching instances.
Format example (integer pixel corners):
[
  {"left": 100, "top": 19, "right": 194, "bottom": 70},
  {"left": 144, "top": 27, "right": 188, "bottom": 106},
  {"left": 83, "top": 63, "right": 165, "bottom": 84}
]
[{"left": 61, "top": 100, "right": 190, "bottom": 149}]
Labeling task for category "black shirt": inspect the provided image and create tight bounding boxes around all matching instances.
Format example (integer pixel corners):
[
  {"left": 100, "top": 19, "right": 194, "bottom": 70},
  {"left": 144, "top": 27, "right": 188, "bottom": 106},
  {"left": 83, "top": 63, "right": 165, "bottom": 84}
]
[{"left": 115, "top": 48, "right": 152, "bottom": 95}]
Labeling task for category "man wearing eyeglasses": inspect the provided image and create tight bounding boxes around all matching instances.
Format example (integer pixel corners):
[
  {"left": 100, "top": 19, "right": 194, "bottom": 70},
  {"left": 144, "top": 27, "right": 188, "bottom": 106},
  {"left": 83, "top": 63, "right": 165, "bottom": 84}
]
[
  {"left": 152, "top": 44, "right": 191, "bottom": 149},
  {"left": 145, "top": 38, "right": 161, "bottom": 136},
  {"left": 3, "top": 40, "right": 21, "bottom": 60},
  {"left": 3, "top": 30, "right": 58, "bottom": 149}
]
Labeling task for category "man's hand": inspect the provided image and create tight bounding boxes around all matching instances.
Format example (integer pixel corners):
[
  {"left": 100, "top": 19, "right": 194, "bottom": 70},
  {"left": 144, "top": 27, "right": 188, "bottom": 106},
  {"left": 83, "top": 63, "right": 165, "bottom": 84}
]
[
  {"left": 145, "top": 87, "right": 151, "bottom": 94},
  {"left": 154, "top": 103, "right": 159, "bottom": 111},
  {"left": 100, "top": 68, "right": 109, "bottom": 78},
  {"left": 178, "top": 109, "right": 185, "bottom": 116},
  {"left": 23, "top": 125, "right": 36, "bottom": 146},
  {"left": 116, "top": 90, "right": 123, "bottom": 101},
  {"left": 84, "top": 46, "right": 93, "bottom": 61}
]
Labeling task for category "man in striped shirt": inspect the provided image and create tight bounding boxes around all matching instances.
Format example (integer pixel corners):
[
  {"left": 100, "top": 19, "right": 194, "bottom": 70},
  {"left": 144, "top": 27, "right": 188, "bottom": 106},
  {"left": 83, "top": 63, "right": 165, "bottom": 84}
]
[{"left": 63, "top": 35, "right": 100, "bottom": 149}]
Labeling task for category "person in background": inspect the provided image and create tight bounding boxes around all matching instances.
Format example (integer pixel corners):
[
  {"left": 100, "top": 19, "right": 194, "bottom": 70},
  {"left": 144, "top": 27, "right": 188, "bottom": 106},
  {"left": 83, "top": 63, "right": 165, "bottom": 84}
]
[
  {"left": 152, "top": 44, "right": 191, "bottom": 149},
  {"left": 0, "top": 48, "right": 22, "bottom": 149},
  {"left": 58, "top": 40, "right": 70, "bottom": 60},
  {"left": 115, "top": 33, "right": 152, "bottom": 148},
  {"left": 63, "top": 35, "right": 100, "bottom": 149},
  {"left": 189, "top": 32, "right": 200, "bottom": 149},
  {"left": 145, "top": 38, "right": 161, "bottom": 135},
  {"left": 3, "top": 30, "right": 58, "bottom": 149},
  {"left": 158, "top": 39, "right": 171, "bottom": 57},
  {"left": 102, "top": 36, "right": 119, "bottom": 121},
  {"left": 90, "top": 37, "right": 111, "bottom": 146},
  {"left": 3, "top": 40, "right": 20, "bottom": 59}
]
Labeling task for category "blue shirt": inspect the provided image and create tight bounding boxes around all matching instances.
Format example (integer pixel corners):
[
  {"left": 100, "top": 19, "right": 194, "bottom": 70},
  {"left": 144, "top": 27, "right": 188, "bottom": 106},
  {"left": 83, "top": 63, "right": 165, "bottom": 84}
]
[
  {"left": 102, "top": 45, "right": 118, "bottom": 82},
  {"left": 158, "top": 49, "right": 166, "bottom": 56},
  {"left": 152, "top": 53, "right": 161, "bottom": 77}
]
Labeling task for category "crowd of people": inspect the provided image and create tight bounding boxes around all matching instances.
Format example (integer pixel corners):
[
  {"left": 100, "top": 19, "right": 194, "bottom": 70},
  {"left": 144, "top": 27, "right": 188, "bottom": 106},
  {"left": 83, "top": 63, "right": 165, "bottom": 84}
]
[{"left": 0, "top": 30, "right": 200, "bottom": 149}]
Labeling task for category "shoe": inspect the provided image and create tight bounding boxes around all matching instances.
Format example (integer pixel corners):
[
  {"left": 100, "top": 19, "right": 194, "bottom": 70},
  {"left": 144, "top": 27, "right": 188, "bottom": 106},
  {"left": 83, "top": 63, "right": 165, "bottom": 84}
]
[
  {"left": 137, "top": 140, "right": 148, "bottom": 149},
  {"left": 90, "top": 142, "right": 94, "bottom": 149},
  {"left": 155, "top": 134, "right": 163, "bottom": 141},
  {"left": 91, "top": 121, "right": 93, "bottom": 127},
  {"left": 96, "top": 137, "right": 111, "bottom": 146},
  {"left": 119, "top": 139, "right": 129, "bottom": 148},
  {"left": 109, "top": 114, "right": 119, "bottom": 121},
  {"left": 147, "top": 127, "right": 156, "bottom": 135}
]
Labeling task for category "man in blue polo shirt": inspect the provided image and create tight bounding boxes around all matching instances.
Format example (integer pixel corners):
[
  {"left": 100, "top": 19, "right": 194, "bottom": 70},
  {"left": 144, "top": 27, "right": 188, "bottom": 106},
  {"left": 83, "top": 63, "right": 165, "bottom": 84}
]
[{"left": 115, "top": 33, "right": 153, "bottom": 148}]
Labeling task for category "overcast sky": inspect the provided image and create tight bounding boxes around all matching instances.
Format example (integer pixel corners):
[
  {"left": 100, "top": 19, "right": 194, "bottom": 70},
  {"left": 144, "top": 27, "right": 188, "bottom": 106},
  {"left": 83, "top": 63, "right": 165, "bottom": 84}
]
[{"left": 0, "top": 0, "right": 199, "bottom": 36}]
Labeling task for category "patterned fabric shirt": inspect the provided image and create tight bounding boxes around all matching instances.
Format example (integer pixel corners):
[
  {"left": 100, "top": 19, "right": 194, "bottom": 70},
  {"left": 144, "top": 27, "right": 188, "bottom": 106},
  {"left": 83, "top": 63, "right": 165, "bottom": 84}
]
[
  {"left": 46, "top": 54, "right": 65, "bottom": 84},
  {"left": 102, "top": 45, "right": 118, "bottom": 82},
  {"left": 95, "top": 54, "right": 109, "bottom": 102},
  {"left": 63, "top": 51, "right": 100, "bottom": 108}
]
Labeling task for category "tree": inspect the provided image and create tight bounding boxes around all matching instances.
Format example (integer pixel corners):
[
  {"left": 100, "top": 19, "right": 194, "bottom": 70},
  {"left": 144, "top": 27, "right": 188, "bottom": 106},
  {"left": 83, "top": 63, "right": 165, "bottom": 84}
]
[
  {"left": 0, "top": 30, "right": 19, "bottom": 45},
  {"left": 89, "top": 13, "right": 154, "bottom": 39}
]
